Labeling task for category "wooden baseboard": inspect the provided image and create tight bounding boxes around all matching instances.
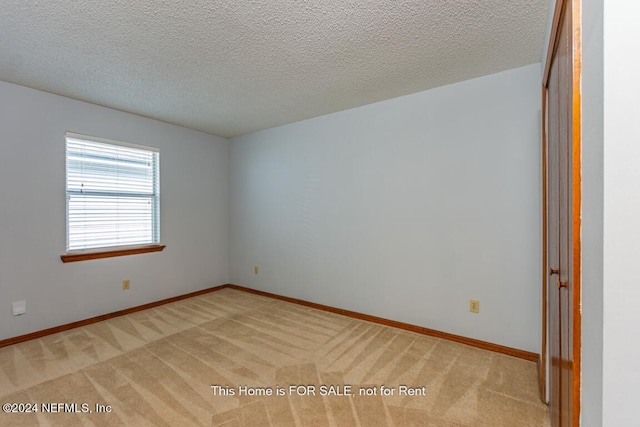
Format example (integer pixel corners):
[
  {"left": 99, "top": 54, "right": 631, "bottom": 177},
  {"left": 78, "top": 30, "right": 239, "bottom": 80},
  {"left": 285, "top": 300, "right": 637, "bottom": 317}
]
[
  {"left": 0, "top": 283, "right": 539, "bottom": 362},
  {"left": 0, "top": 284, "right": 228, "bottom": 348},
  {"left": 227, "top": 284, "right": 539, "bottom": 362}
]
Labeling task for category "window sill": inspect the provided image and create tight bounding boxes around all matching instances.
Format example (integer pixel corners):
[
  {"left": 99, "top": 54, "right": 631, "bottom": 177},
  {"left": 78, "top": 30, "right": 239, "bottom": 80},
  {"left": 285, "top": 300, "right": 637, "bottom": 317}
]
[{"left": 61, "top": 245, "right": 166, "bottom": 263}]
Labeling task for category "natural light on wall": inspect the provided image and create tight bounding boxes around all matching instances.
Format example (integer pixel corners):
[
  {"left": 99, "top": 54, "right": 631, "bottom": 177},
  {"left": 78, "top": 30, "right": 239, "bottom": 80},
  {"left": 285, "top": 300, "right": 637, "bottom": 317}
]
[{"left": 65, "top": 132, "right": 160, "bottom": 252}]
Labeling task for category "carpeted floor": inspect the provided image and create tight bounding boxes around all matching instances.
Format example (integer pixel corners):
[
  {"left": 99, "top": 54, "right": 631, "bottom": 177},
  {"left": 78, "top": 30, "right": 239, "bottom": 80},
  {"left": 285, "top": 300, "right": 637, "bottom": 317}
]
[{"left": 0, "top": 288, "right": 550, "bottom": 426}]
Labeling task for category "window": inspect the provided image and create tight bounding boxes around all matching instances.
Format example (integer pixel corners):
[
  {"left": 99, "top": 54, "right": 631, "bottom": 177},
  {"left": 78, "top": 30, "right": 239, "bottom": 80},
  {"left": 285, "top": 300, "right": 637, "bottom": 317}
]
[{"left": 64, "top": 132, "right": 161, "bottom": 259}]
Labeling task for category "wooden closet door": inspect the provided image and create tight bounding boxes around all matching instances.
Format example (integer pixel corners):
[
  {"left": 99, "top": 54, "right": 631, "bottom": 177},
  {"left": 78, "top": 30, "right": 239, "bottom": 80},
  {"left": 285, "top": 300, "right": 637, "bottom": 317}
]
[
  {"left": 546, "top": 50, "right": 562, "bottom": 424},
  {"left": 558, "top": 7, "right": 573, "bottom": 426},
  {"left": 542, "top": 0, "right": 581, "bottom": 426}
]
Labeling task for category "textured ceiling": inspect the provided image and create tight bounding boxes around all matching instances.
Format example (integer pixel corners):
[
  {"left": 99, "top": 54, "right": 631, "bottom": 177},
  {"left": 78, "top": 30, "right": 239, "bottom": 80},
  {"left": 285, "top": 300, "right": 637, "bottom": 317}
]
[{"left": 0, "top": 0, "right": 549, "bottom": 137}]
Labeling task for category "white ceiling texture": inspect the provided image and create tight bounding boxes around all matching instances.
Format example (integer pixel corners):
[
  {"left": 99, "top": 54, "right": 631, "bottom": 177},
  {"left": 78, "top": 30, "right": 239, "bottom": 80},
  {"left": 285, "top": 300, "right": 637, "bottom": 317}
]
[{"left": 0, "top": 1, "right": 549, "bottom": 137}]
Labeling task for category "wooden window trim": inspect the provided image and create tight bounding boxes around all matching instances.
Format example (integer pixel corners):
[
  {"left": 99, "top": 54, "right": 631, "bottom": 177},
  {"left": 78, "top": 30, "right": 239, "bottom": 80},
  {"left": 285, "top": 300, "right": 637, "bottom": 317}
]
[{"left": 61, "top": 244, "right": 166, "bottom": 263}]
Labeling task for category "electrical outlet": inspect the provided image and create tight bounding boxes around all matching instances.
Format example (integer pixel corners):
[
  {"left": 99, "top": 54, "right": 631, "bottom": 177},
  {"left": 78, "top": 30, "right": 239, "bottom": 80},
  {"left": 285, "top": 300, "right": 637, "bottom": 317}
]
[
  {"left": 122, "top": 279, "right": 130, "bottom": 290},
  {"left": 469, "top": 299, "right": 479, "bottom": 314},
  {"left": 254, "top": 266, "right": 259, "bottom": 275}
]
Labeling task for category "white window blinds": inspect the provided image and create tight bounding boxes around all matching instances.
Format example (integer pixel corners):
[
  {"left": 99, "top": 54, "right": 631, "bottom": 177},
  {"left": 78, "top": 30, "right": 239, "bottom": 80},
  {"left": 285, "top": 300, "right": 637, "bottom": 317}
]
[{"left": 65, "top": 133, "right": 160, "bottom": 251}]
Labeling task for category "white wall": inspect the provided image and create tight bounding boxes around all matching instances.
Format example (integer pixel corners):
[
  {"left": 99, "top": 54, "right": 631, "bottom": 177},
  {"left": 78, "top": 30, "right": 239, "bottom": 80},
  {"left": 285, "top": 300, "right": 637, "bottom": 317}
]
[
  {"left": 580, "top": 2, "right": 640, "bottom": 425},
  {"left": 230, "top": 64, "right": 542, "bottom": 352},
  {"left": 0, "top": 81, "right": 229, "bottom": 341},
  {"left": 601, "top": 2, "right": 640, "bottom": 425},
  {"left": 580, "top": 0, "right": 604, "bottom": 425},
  {"left": 541, "top": 0, "right": 557, "bottom": 79}
]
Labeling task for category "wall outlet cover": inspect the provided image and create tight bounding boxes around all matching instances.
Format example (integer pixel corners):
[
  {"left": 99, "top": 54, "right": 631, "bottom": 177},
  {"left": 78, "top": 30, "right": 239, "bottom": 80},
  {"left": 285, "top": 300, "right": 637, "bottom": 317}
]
[{"left": 469, "top": 299, "right": 480, "bottom": 314}]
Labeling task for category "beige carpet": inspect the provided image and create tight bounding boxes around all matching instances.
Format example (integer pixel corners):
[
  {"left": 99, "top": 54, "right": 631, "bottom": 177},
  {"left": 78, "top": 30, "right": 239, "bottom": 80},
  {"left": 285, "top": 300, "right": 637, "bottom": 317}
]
[{"left": 0, "top": 288, "right": 550, "bottom": 426}]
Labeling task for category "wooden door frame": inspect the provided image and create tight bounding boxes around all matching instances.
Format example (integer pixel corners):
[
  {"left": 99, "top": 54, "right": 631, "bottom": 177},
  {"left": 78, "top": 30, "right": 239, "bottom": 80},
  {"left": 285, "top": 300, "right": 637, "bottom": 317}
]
[{"left": 540, "top": 0, "right": 582, "bottom": 424}]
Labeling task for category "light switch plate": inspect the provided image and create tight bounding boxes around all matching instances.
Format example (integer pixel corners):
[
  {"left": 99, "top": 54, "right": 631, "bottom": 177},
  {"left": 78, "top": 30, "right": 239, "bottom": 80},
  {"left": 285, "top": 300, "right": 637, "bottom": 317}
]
[{"left": 13, "top": 300, "right": 26, "bottom": 316}]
